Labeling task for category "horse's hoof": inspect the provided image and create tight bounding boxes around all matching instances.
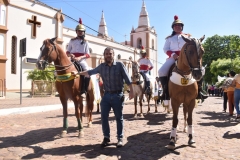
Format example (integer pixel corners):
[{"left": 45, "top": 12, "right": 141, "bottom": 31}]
[
  {"left": 140, "top": 113, "right": 144, "bottom": 117},
  {"left": 134, "top": 114, "right": 137, "bottom": 118},
  {"left": 78, "top": 130, "right": 84, "bottom": 138},
  {"left": 188, "top": 139, "right": 196, "bottom": 146},
  {"left": 61, "top": 130, "right": 67, "bottom": 138},
  {"left": 167, "top": 141, "right": 175, "bottom": 150},
  {"left": 88, "top": 123, "right": 92, "bottom": 128},
  {"left": 155, "top": 110, "right": 158, "bottom": 113}
]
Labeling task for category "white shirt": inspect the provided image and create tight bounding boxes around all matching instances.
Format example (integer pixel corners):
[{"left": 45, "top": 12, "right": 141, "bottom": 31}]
[
  {"left": 163, "top": 34, "right": 186, "bottom": 54},
  {"left": 67, "top": 38, "right": 89, "bottom": 55}
]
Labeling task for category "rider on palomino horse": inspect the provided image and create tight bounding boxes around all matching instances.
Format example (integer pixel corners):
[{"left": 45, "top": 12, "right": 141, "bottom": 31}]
[
  {"left": 158, "top": 15, "right": 208, "bottom": 106},
  {"left": 137, "top": 46, "right": 154, "bottom": 94},
  {"left": 66, "top": 18, "right": 91, "bottom": 98}
]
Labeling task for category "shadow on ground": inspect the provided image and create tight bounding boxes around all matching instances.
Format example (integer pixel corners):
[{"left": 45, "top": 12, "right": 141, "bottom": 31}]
[{"left": 16, "top": 130, "right": 188, "bottom": 159}]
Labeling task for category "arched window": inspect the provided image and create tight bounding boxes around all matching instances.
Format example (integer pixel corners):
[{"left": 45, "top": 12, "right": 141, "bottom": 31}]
[
  {"left": 152, "top": 39, "right": 154, "bottom": 49},
  {"left": 0, "top": 4, "right": 6, "bottom": 26},
  {"left": 137, "top": 38, "right": 142, "bottom": 49},
  {"left": 11, "top": 36, "right": 17, "bottom": 74}
]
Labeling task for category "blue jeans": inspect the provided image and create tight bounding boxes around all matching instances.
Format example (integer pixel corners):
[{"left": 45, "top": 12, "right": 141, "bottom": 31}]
[
  {"left": 234, "top": 88, "right": 240, "bottom": 115},
  {"left": 100, "top": 92, "right": 124, "bottom": 139}
]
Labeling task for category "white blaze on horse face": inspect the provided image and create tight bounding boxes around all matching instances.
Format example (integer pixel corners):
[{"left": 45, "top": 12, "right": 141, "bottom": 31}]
[{"left": 38, "top": 44, "right": 45, "bottom": 61}]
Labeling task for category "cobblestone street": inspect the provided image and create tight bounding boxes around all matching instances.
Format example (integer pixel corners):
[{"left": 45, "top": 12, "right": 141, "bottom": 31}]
[{"left": 0, "top": 96, "right": 240, "bottom": 160}]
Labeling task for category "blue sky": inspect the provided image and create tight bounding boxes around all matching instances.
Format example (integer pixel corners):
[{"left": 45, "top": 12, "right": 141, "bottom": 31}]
[{"left": 39, "top": 0, "right": 240, "bottom": 65}]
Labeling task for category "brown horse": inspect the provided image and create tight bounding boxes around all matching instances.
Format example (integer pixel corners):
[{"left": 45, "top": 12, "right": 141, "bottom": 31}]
[
  {"left": 131, "top": 61, "right": 153, "bottom": 117},
  {"left": 167, "top": 35, "right": 205, "bottom": 150},
  {"left": 36, "top": 37, "right": 95, "bottom": 138}
]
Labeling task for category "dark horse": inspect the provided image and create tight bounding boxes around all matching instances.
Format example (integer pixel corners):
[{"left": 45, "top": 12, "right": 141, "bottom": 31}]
[
  {"left": 36, "top": 37, "right": 95, "bottom": 138},
  {"left": 167, "top": 35, "right": 205, "bottom": 150}
]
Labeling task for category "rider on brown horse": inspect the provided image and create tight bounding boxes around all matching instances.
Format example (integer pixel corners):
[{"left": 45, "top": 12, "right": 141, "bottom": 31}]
[
  {"left": 137, "top": 46, "right": 154, "bottom": 94},
  {"left": 66, "top": 18, "right": 91, "bottom": 98},
  {"left": 158, "top": 15, "right": 208, "bottom": 105}
]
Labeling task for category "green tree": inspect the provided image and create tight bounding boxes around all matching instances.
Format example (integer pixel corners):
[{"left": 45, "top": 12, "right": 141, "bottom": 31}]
[
  {"left": 210, "top": 58, "right": 231, "bottom": 82},
  {"left": 202, "top": 35, "right": 240, "bottom": 84}
]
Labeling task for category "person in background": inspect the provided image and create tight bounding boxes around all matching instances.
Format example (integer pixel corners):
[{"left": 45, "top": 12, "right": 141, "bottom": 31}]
[
  {"left": 222, "top": 74, "right": 229, "bottom": 112},
  {"left": 230, "top": 72, "right": 240, "bottom": 119},
  {"left": 137, "top": 46, "right": 154, "bottom": 94},
  {"left": 223, "top": 71, "right": 236, "bottom": 116}
]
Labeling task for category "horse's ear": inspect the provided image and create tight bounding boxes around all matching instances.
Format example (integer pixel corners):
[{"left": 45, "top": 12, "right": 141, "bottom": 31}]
[
  {"left": 181, "top": 35, "right": 192, "bottom": 43},
  {"left": 50, "top": 37, "right": 57, "bottom": 43},
  {"left": 199, "top": 35, "right": 205, "bottom": 42}
]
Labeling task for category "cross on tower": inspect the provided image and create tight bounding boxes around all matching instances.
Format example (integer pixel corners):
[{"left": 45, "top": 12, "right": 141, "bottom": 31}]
[{"left": 27, "top": 15, "right": 41, "bottom": 38}]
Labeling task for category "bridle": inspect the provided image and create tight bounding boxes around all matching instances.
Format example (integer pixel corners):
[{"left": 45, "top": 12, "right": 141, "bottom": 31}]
[
  {"left": 38, "top": 39, "right": 74, "bottom": 72},
  {"left": 131, "top": 62, "right": 141, "bottom": 81},
  {"left": 175, "top": 38, "right": 203, "bottom": 78}
]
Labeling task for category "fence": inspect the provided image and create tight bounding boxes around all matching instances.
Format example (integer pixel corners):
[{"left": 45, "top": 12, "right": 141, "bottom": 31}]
[
  {"left": 31, "top": 80, "right": 56, "bottom": 97},
  {"left": 0, "top": 79, "right": 6, "bottom": 98}
]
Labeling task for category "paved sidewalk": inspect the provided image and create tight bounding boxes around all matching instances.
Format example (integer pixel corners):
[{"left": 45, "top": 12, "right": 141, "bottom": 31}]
[{"left": 0, "top": 96, "right": 240, "bottom": 159}]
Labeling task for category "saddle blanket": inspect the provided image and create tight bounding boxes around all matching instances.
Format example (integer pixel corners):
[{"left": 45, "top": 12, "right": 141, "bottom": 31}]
[{"left": 170, "top": 72, "right": 196, "bottom": 86}]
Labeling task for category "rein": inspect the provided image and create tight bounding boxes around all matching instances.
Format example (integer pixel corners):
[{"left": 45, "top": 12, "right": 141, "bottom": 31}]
[
  {"left": 175, "top": 38, "right": 202, "bottom": 80},
  {"left": 39, "top": 40, "right": 75, "bottom": 72}
]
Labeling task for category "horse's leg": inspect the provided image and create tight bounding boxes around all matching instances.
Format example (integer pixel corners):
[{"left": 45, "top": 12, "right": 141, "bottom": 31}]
[
  {"left": 60, "top": 97, "right": 68, "bottom": 137},
  {"left": 183, "top": 105, "right": 188, "bottom": 132},
  {"left": 134, "top": 96, "right": 138, "bottom": 118},
  {"left": 86, "top": 91, "right": 94, "bottom": 128},
  {"left": 97, "top": 103, "right": 100, "bottom": 113},
  {"left": 74, "top": 99, "right": 84, "bottom": 138},
  {"left": 139, "top": 94, "right": 144, "bottom": 117},
  {"left": 154, "top": 98, "right": 158, "bottom": 113},
  {"left": 187, "top": 100, "right": 196, "bottom": 146},
  {"left": 167, "top": 99, "right": 180, "bottom": 150},
  {"left": 146, "top": 94, "right": 151, "bottom": 114}
]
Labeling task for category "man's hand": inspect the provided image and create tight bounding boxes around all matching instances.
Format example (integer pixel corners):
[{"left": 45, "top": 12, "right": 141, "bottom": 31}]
[
  {"left": 173, "top": 54, "right": 178, "bottom": 60},
  {"left": 71, "top": 71, "right": 78, "bottom": 77}
]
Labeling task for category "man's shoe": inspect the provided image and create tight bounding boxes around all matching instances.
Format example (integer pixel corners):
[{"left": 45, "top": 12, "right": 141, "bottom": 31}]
[
  {"left": 116, "top": 138, "right": 123, "bottom": 148},
  {"left": 101, "top": 138, "right": 110, "bottom": 147}
]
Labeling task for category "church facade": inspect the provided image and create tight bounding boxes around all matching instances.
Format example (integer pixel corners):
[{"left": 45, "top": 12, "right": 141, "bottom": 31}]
[{"left": 0, "top": 0, "right": 158, "bottom": 95}]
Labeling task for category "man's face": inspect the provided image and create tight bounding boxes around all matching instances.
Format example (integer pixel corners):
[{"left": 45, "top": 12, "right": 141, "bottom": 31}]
[{"left": 104, "top": 49, "right": 114, "bottom": 63}]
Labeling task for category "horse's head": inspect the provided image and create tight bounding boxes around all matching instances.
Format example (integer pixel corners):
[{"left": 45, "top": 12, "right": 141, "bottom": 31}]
[
  {"left": 180, "top": 35, "right": 205, "bottom": 81},
  {"left": 131, "top": 61, "right": 140, "bottom": 81},
  {"left": 36, "top": 37, "right": 57, "bottom": 70}
]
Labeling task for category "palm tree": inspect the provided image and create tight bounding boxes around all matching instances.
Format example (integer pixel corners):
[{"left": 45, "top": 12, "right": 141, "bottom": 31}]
[{"left": 25, "top": 66, "right": 55, "bottom": 95}]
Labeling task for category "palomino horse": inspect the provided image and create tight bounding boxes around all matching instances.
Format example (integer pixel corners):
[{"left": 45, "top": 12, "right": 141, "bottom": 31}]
[
  {"left": 167, "top": 35, "right": 205, "bottom": 150},
  {"left": 131, "top": 61, "right": 154, "bottom": 117},
  {"left": 36, "top": 37, "right": 95, "bottom": 138}
]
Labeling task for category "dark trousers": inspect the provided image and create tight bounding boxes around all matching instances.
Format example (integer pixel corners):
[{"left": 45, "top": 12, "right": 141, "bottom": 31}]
[{"left": 223, "top": 92, "right": 228, "bottom": 111}]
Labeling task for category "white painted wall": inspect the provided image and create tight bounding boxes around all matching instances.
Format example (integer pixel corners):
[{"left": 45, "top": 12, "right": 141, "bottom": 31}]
[{"left": 6, "top": 1, "right": 58, "bottom": 90}]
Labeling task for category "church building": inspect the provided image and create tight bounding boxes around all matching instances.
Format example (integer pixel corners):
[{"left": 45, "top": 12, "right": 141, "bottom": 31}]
[{"left": 0, "top": 0, "right": 158, "bottom": 97}]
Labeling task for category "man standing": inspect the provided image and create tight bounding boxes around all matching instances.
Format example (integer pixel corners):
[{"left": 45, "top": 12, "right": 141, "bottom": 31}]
[
  {"left": 72, "top": 47, "right": 133, "bottom": 148},
  {"left": 66, "top": 18, "right": 90, "bottom": 98}
]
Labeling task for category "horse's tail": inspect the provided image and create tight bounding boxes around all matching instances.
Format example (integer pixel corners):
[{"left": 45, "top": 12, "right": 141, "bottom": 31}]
[{"left": 85, "top": 79, "right": 94, "bottom": 122}]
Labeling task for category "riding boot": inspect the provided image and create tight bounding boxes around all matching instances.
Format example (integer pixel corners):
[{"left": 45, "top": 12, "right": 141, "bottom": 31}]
[
  {"left": 144, "top": 81, "right": 151, "bottom": 94},
  {"left": 159, "top": 76, "right": 170, "bottom": 105},
  {"left": 196, "top": 79, "right": 208, "bottom": 102},
  {"left": 80, "top": 75, "right": 86, "bottom": 98}
]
